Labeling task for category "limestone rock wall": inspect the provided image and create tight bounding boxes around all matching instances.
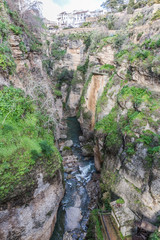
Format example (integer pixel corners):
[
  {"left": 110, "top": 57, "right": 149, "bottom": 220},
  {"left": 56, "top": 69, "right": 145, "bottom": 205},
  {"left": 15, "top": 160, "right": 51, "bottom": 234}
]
[
  {"left": 0, "top": 171, "right": 64, "bottom": 240},
  {"left": 0, "top": 3, "right": 64, "bottom": 239},
  {"left": 74, "top": 9, "right": 160, "bottom": 225}
]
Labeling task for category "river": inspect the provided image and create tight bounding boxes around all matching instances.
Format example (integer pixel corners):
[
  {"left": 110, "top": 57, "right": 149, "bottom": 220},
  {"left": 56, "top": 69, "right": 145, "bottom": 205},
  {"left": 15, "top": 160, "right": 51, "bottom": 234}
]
[{"left": 50, "top": 117, "right": 96, "bottom": 240}]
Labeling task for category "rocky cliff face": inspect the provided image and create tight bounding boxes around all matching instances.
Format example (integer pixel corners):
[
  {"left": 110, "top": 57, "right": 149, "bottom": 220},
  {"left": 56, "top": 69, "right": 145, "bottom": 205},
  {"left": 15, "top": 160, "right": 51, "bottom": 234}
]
[
  {"left": 0, "top": 171, "right": 64, "bottom": 240},
  {"left": 1, "top": 0, "right": 160, "bottom": 238},
  {"left": 0, "top": 2, "right": 64, "bottom": 239},
  {"left": 52, "top": 3, "right": 160, "bottom": 235}
]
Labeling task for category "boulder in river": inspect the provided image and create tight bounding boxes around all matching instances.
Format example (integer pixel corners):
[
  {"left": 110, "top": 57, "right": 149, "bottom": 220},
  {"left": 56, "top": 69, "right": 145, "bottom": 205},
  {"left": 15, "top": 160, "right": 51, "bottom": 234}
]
[
  {"left": 65, "top": 140, "right": 74, "bottom": 148},
  {"left": 66, "top": 207, "right": 82, "bottom": 230},
  {"left": 63, "top": 232, "right": 73, "bottom": 240}
]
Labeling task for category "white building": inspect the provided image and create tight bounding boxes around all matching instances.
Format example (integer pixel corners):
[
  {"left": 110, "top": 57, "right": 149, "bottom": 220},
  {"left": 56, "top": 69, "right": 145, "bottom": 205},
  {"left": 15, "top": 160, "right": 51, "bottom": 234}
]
[
  {"left": 73, "top": 10, "right": 88, "bottom": 27},
  {"left": 57, "top": 9, "right": 104, "bottom": 28}
]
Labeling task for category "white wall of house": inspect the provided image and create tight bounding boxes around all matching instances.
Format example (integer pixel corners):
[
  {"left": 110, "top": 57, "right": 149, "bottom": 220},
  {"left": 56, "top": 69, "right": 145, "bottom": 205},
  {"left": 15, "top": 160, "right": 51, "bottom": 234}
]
[{"left": 57, "top": 9, "right": 104, "bottom": 28}]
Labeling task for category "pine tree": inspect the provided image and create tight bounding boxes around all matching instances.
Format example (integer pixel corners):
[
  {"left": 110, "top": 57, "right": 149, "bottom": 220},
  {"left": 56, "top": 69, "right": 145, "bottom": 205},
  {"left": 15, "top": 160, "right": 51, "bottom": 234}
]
[{"left": 101, "top": 0, "right": 124, "bottom": 11}]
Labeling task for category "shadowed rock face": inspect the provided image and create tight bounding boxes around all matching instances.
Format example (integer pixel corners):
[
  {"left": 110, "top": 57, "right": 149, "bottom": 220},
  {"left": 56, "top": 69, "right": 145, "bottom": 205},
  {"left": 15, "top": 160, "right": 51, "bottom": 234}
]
[{"left": 0, "top": 171, "right": 64, "bottom": 240}]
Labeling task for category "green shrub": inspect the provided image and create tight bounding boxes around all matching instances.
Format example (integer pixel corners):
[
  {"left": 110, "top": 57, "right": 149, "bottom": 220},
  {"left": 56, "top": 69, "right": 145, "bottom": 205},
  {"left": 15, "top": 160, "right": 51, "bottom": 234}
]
[
  {"left": 106, "top": 15, "right": 115, "bottom": 30},
  {"left": 51, "top": 48, "right": 66, "bottom": 60},
  {"left": 0, "top": 19, "right": 9, "bottom": 40},
  {"left": 51, "top": 40, "right": 66, "bottom": 60},
  {"left": 115, "top": 49, "right": 128, "bottom": 59},
  {"left": 19, "top": 41, "right": 27, "bottom": 53},
  {"left": 0, "top": 87, "right": 62, "bottom": 203},
  {"left": 133, "top": 0, "right": 148, "bottom": 9},
  {"left": 151, "top": 9, "right": 160, "bottom": 21},
  {"left": 30, "top": 42, "right": 42, "bottom": 52},
  {"left": 137, "top": 32, "right": 143, "bottom": 41},
  {"left": 142, "top": 38, "right": 160, "bottom": 49},
  {"left": 95, "top": 107, "right": 122, "bottom": 153},
  {"left": 9, "top": 24, "right": 22, "bottom": 35},
  {"left": 100, "top": 64, "right": 115, "bottom": 73},
  {"left": 129, "top": 49, "right": 150, "bottom": 62},
  {"left": 118, "top": 85, "right": 151, "bottom": 105},
  {"left": 113, "top": 34, "right": 126, "bottom": 49},
  {"left": 31, "top": 150, "right": 42, "bottom": 161},
  {"left": 0, "top": 43, "right": 16, "bottom": 75},
  {"left": 39, "top": 140, "right": 54, "bottom": 158},
  {"left": 149, "top": 231, "right": 160, "bottom": 240},
  {"left": 104, "top": 199, "right": 112, "bottom": 211},
  {"left": 77, "top": 57, "right": 89, "bottom": 75},
  {"left": 126, "top": 143, "right": 135, "bottom": 156},
  {"left": 42, "top": 59, "right": 54, "bottom": 75},
  {"left": 84, "top": 34, "right": 91, "bottom": 52},
  {"left": 53, "top": 89, "right": 62, "bottom": 97},
  {"left": 81, "top": 22, "right": 91, "bottom": 28},
  {"left": 116, "top": 198, "right": 125, "bottom": 204}
]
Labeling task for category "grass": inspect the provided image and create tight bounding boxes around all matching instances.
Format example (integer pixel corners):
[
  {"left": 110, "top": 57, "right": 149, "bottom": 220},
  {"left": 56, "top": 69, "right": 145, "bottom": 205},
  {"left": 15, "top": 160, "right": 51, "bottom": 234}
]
[
  {"left": 0, "top": 18, "right": 16, "bottom": 75},
  {"left": 115, "top": 37, "right": 160, "bottom": 76},
  {"left": 95, "top": 106, "right": 122, "bottom": 153},
  {"left": 116, "top": 198, "right": 125, "bottom": 204},
  {"left": 151, "top": 9, "right": 160, "bottom": 21},
  {"left": 0, "top": 87, "right": 62, "bottom": 204}
]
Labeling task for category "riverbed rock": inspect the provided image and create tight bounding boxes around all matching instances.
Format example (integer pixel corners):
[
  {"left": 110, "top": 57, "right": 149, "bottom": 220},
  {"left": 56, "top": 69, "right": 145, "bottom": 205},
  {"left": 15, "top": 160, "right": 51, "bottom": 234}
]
[
  {"left": 79, "top": 136, "right": 85, "bottom": 142},
  {"left": 61, "top": 149, "right": 72, "bottom": 157},
  {"left": 65, "top": 140, "right": 73, "bottom": 147},
  {"left": 82, "top": 143, "right": 94, "bottom": 157},
  {"left": 64, "top": 167, "right": 72, "bottom": 174},
  {"left": 66, "top": 207, "right": 82, "bottom": 230},
  {"left": 66, "top": 174, "right": 73, "bottom": 180},
  {"left": 60, "top": 134, "right": 67, "bottom": 140},
  {"left": 63, "top": 232, "right": 73, "bottom": 240}
]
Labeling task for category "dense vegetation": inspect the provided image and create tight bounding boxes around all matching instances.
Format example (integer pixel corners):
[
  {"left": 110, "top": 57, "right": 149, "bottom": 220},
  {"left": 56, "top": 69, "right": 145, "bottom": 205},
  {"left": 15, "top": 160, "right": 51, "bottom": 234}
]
[
  {"left": 0, "top": 87, "right": 62, "bottom": 204},
  {"left": 0, "top": 0, "right": 43, "bottom": 75},
  {"left": 95, "top": 84, "right": 160, "bottom": 163}
]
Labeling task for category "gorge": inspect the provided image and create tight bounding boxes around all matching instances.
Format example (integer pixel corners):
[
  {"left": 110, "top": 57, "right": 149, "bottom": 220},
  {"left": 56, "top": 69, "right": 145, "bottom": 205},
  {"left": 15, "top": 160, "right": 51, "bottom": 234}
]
[{"left": 0, "top": 0, "right": 160, "bottom": 239}]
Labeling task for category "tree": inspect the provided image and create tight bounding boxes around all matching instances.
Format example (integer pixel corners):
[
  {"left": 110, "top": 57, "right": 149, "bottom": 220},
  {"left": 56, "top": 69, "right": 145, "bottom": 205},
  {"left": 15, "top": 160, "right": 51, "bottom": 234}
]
[
  {"left": 101, "top": 0, "right": 124, "bottom": 11},
  {"left": 127, "top": 0, "right": 135, "bottom": 14},
  {"left": 128, "top": 0, "right": 135, "bottom": 8}
]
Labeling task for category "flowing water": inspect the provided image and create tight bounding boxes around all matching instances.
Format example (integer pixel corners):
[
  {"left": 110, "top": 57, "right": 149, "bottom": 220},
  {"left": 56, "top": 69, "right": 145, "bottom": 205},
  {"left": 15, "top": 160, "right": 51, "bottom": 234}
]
[{"left": 50, "top": 117, "right": 96, "bottom": 240}]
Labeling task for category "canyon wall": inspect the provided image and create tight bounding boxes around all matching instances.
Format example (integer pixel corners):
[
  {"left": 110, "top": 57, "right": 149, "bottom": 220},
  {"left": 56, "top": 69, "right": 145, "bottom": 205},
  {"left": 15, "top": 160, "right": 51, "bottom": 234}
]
[
  {"left": 54, "top": 3, "right": 160, "bottom": 235},
  {"left": 0, "top": 1, "right": 64, "bottom": 239}
]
